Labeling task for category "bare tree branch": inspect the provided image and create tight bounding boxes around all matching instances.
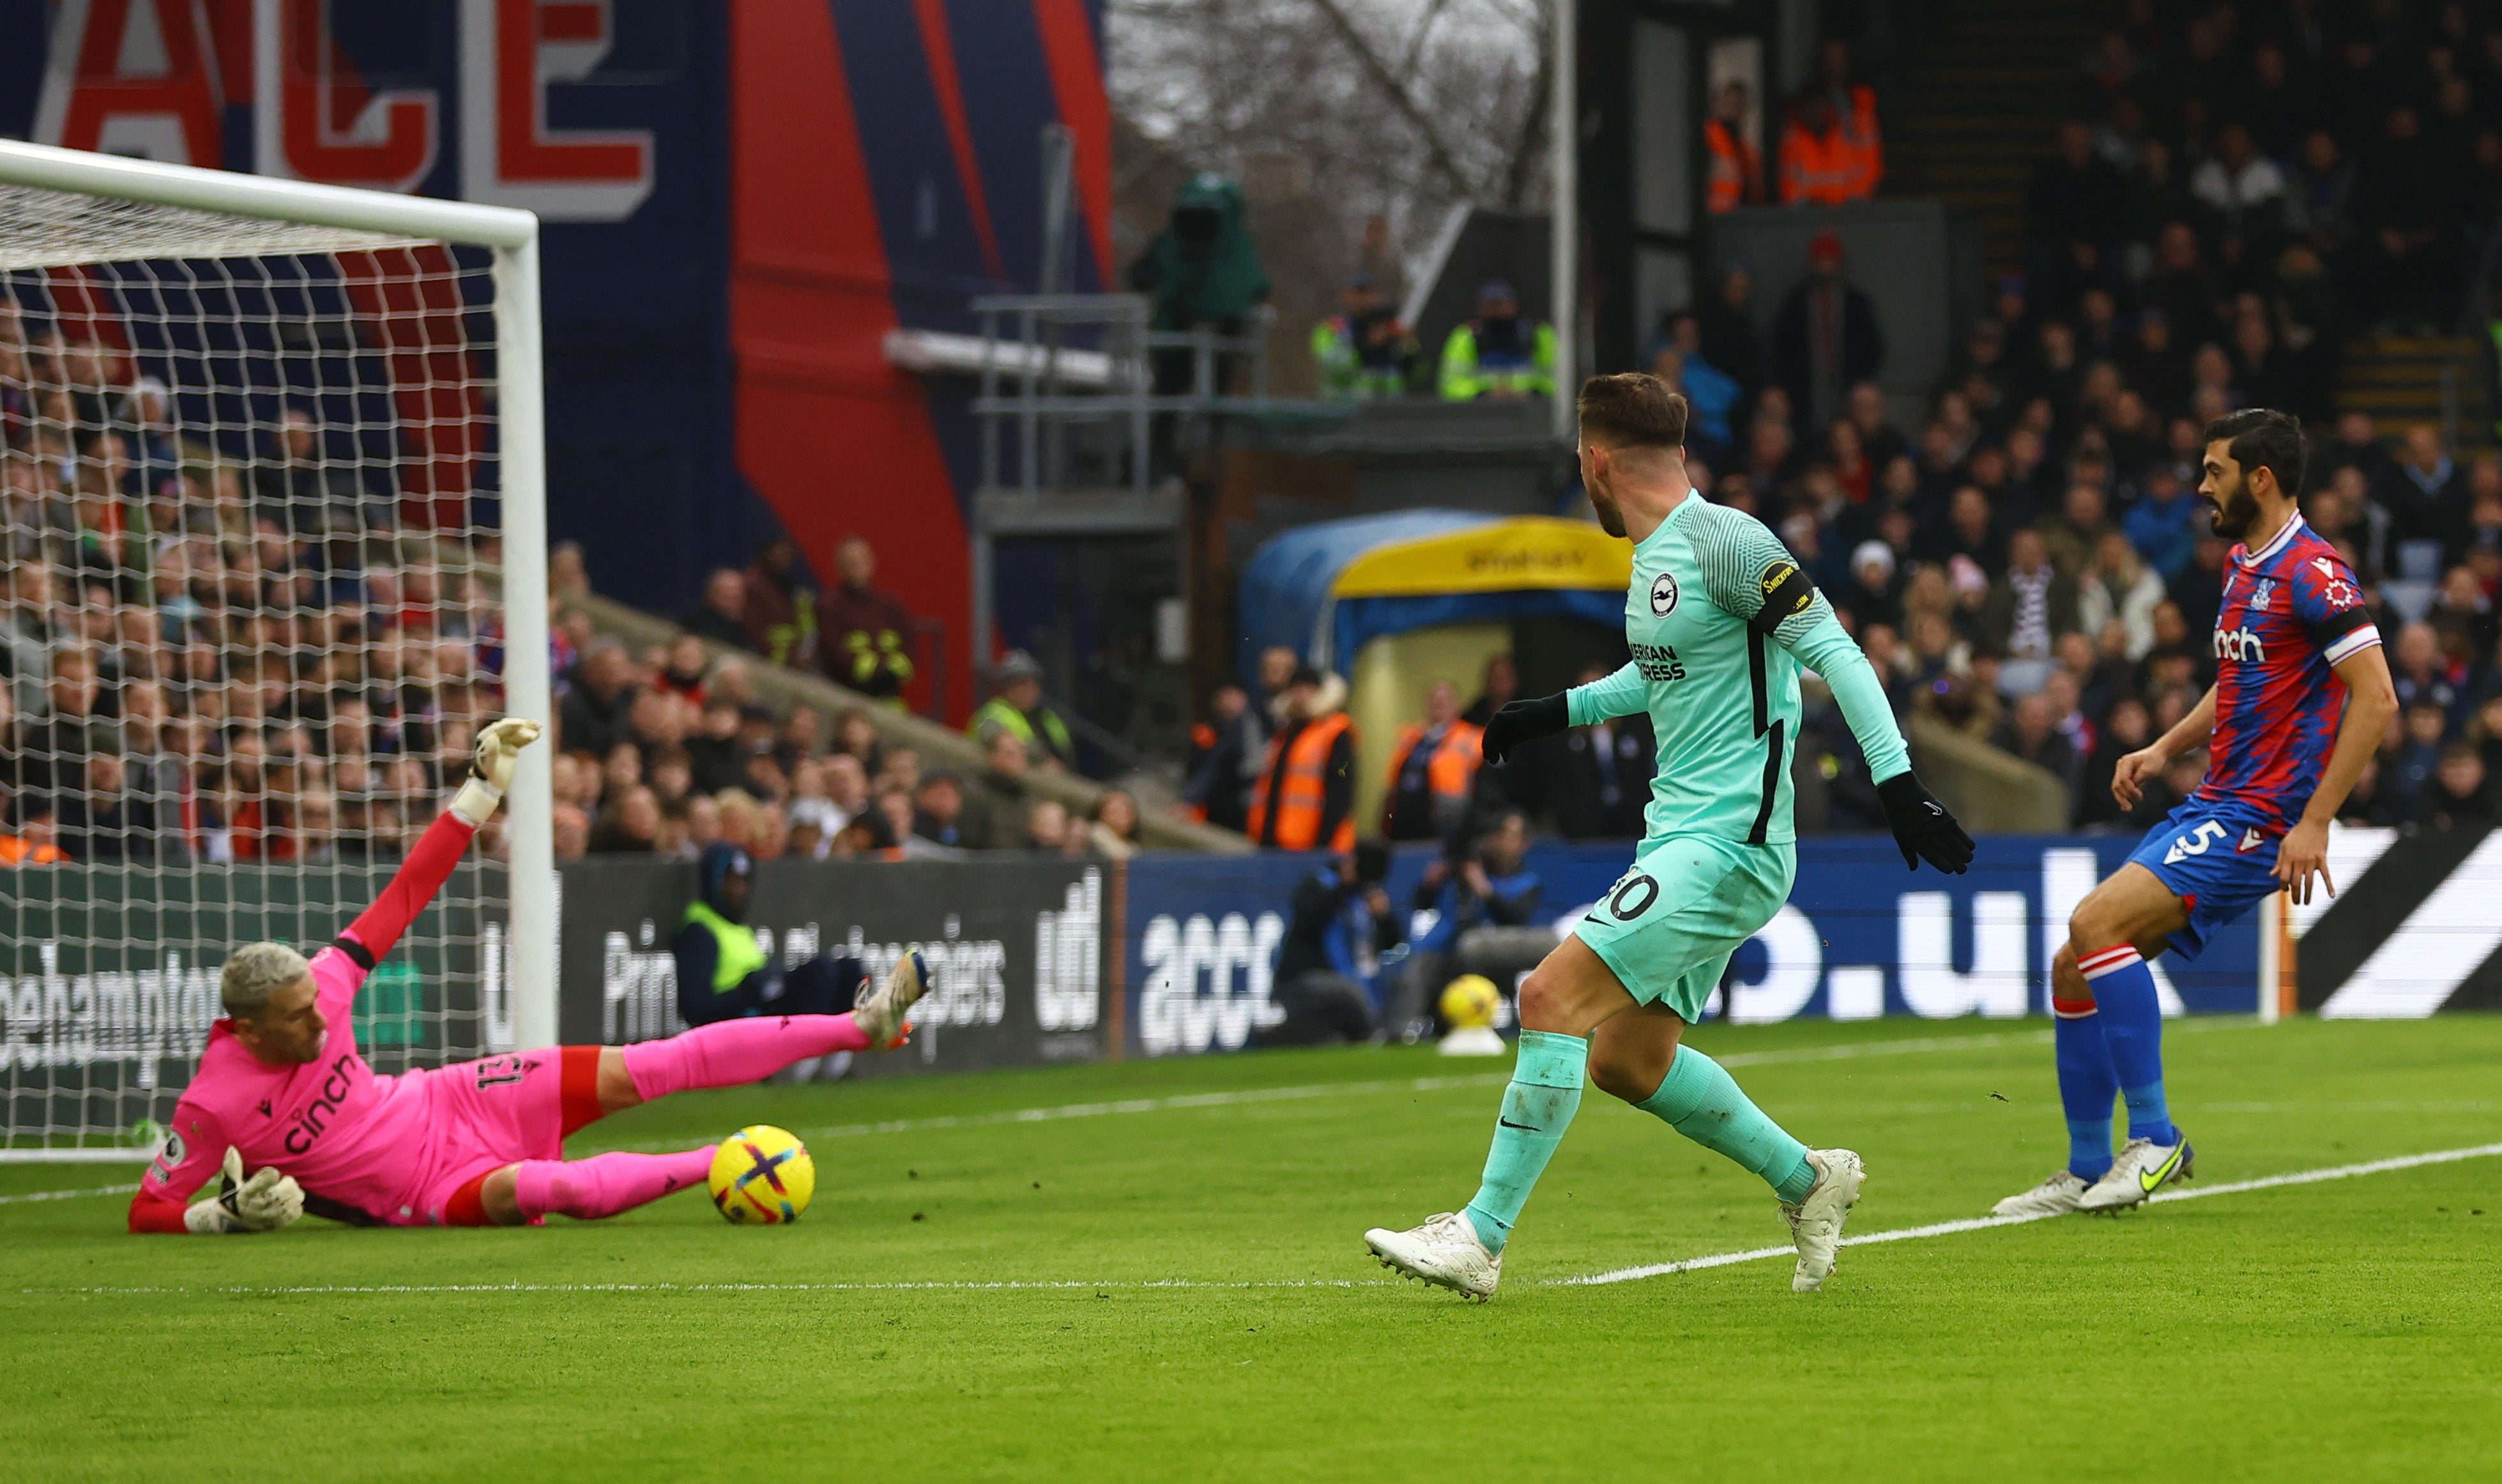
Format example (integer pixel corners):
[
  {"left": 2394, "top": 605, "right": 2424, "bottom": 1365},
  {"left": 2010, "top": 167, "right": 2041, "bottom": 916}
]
[
  {"left": 1500, "top": 15, "right": 1551, "bottom": 211},
  {"left": 1301, "top": 0, "right": 1478, "bottom": 197},
  {"left": 1398, "top": 0, "right": 1454, "bottom": 80}
]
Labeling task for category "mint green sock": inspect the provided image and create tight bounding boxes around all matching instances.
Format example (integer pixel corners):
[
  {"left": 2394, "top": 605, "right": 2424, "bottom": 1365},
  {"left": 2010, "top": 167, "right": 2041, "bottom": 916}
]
[
  {"left": 1461, "top": 1030, "right": 1588, "bottom": 1253},
  {"left": 1637, "top": 1045, "right": 1815, "bottom": 1202}
]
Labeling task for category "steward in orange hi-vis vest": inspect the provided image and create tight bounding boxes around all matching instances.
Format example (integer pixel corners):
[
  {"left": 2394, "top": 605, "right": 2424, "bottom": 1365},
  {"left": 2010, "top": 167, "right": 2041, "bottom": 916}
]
[
  {"left": 1382, "top": 718, "right": 1483, "bottom": 841},
  {"left": 1705, "top": 116, "right": 1758, "bottom": 212},
  {"left": 1248, "top": 668, "right": 1358, "bottom": 852}
]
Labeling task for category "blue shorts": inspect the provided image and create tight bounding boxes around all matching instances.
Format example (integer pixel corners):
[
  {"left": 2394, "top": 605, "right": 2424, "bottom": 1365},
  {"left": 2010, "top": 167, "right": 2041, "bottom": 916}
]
[{"left": 2123, "top": 796, "right": 2282, "bottom": 960}]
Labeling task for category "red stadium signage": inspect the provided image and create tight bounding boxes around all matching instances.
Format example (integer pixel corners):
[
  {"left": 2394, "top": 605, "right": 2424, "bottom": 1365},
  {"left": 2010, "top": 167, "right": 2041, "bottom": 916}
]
[
  {"left": 255, "top": 0, "right": 441, "bottom": 194},
  {"left": 29, "top": 0, "right": 652, "bottom": 220},
  {"left": 457, "top": 0, "right": 654, "bottom": 220},
  {"left": 29, "top": 0, "right": 227, "bottom": 167}
]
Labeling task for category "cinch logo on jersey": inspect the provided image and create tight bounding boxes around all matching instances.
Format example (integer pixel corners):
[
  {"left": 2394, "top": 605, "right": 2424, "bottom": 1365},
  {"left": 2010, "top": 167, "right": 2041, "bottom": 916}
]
[
  {"left": 2215, "top": 625, "right": 2267, "bottom": 662},
  {"left": 1629, "top": 641, "right": 1688, "bottom": 683},
  {"left": 282, "top": 1052, "right": 362, "bottom": 1155},
  {"left": 1649, "top": 572, "right": 1680, "bottom": 616}
]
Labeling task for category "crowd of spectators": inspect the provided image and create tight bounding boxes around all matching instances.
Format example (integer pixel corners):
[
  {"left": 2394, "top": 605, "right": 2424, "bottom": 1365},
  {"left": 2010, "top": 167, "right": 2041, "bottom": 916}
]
[
  {"left": 2049, "top": 0, "right": 2502, "bottom": 353},
  {"left": 0, "top": 293, "right": 1135, "bottom": 873},
  {"left": 0, "top": 296, "right": 507, "bottom": 868},
  {"left": 545, "top": 616, "right": 1143, "bottom": 866},
  {"left": 1626, "top": 2, "right": 2502, "bottom": 837},
  {"left": 1213, "top": 1, "right": 2502, "bottom": 846}
]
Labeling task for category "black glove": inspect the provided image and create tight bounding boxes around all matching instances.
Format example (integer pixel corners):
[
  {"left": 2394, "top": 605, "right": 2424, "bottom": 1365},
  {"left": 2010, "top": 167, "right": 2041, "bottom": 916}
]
[
  {"left": 1481, "top": 693, "right": 1570, "bottom": 766},
  {"left": 1877, "top": 771, "right": 1975, "bottom": 874}
]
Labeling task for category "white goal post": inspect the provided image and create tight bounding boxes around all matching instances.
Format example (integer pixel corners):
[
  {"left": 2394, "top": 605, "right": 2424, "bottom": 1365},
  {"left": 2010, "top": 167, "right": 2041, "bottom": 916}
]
[{"left": 0, "top": 139, "right": 554, "bottom": 1160}]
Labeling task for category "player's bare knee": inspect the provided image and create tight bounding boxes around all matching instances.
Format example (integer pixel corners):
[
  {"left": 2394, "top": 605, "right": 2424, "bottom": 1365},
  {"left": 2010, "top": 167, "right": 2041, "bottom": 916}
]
[
  {"left": 2068, "top": 903, "right": 2125, "bottom": 956},
  {"left": 480, "top": 1165, "right": 527, "bottom": 1227},
  {"left": 1515, "top": 966, "right": 1566, "bottom": 1031}
]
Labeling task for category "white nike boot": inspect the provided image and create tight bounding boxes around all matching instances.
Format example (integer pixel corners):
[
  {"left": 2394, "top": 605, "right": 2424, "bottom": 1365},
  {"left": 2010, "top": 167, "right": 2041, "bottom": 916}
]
[
  {"left": 850, "top": 950, "right": 928, "bottom": 1052},
  {"left": 2077, "top": 1133, "right": 2194, "bottom": 1213},
  {"left": 1991, "top": 1169, "right": 2090, "bottom": 1218},
  {"left": 1781, "top": 1148, "right": 1866, "bottom": 1292},
  {"left": 1365, "top": 1211, "right": 1503, "bottom": 1300}
]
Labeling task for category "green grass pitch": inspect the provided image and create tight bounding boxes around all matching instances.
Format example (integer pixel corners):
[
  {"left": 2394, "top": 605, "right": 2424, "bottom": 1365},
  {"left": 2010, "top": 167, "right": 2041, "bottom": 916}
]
[{"left": 5, "top": 1015, "right": 2499, "bottom": 1482}]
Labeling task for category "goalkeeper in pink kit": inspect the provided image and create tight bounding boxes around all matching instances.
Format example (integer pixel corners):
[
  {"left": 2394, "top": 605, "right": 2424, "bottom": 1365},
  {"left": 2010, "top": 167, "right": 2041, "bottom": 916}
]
[{"left": 129, "top": 719, "right": 929, "bottom": 1235}]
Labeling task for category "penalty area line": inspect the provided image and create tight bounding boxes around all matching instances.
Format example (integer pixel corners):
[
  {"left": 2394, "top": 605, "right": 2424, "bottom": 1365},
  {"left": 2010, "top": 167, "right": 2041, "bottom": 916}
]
[
  {"left": 1553, "top": 1140, "right": 2502, "bottom": 1287},
  {"left": 619, "top": 1024, "right": 2132, "bottom": 1152},
  {"left": 24, "top": 1278, "right": 1398, "bottom": 1298}
]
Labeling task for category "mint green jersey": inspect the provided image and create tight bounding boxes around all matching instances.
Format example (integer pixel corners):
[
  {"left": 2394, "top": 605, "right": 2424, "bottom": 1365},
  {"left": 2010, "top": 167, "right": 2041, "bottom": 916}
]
[{"left": 1567, "top": 495, "right": 1911, "bottom": 847}]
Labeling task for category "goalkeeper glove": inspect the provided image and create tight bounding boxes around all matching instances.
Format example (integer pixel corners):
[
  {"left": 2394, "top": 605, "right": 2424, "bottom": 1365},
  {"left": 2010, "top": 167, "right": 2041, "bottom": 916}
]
[
  {"left": 1876, "top": 771, "right": 1976, "bottom": 875},
  {"left": 1481, "top": 693, "right": 1570, "bottom": 766},
  {"left": 184, "top": 1147, "right": 304, "bottom": 1234},
  {"left": 450, "top": 716, "right": 544, "bottom": 826}
]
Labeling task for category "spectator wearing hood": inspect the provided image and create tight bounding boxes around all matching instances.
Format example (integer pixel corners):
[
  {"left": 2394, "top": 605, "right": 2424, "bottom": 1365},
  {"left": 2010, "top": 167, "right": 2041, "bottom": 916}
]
[
  {"left": 672, "top": 843, "right": 864, "bottom": 1034},
  {"left": 1439, "top": 280, "right": 1556, "bottom": 400},
  {"left": 1248, "top": 666, "right": 1357, "bottom": 852},
  {"left": 1130, "top": 172, "right": 1269, "bottom": 335}
]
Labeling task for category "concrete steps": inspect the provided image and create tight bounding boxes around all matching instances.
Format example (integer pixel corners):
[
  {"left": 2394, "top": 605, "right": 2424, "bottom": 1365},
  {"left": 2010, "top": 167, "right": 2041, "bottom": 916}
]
[
  {"left": 1883, "top": 0, "right": 2102, "bottom": 275},
  {"left": 2337, "top": 335, "right": 2489, "bottom": 444}
]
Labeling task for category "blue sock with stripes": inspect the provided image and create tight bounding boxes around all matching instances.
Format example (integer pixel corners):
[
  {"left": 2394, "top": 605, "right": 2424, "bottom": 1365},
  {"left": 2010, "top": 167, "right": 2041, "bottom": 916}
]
[
  {"left": 2080, "top": 946, "right": 2176, "bottom": 1146},
  {"left": 2051, "top": 991, "right": 2119, "bottom": 1181}
]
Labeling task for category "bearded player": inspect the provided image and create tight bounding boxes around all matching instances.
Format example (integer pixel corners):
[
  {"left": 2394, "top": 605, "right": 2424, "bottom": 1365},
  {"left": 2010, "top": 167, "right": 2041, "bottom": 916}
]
[
  {"left": 1364, "top": 374, "right": 1974, "bottom": 1299},
  {"left": 130, "top": 718, "right": 929, "bottom": 1235},
  {"left": 1991, "top": 409, "right": 2396, "bottom": 1220}
]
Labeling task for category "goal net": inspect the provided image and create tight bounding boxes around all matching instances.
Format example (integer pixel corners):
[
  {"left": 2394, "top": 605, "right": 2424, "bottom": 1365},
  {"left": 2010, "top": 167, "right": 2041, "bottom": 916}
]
[{"left": 0, "top": 143, "right": 553, "bottom": 1159}]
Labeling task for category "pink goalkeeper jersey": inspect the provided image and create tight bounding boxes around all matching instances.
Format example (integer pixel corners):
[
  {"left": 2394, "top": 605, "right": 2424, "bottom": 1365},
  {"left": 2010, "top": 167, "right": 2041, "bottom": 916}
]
[
  {"left": 132, "top": 811, "right": 478, "bottom": 1229},
  {"left": 137, "top": 944, "right": 437, "bottom": 1222}
]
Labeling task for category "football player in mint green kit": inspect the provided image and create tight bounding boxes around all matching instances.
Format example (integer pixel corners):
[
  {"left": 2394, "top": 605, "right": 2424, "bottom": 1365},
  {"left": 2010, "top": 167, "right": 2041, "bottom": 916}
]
[{"left": 1365, "top": 374, "right": 1974, "bottom": 1299}]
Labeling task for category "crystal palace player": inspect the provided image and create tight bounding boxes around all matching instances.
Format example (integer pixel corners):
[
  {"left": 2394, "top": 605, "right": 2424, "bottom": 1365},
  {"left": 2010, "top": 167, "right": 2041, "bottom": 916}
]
[
  {"left": 1994, "top": 410, "right": 2397, "bottom": 1219},
  {"left": 130, "top": 719, "right": 929, "bottom": 1235}
]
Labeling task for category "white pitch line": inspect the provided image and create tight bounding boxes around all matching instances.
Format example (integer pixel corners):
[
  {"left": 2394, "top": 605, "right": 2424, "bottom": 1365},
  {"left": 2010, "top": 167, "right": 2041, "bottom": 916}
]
[
  {"left": 1553, "top": 1141, "right": 2502, "bottom": 1287},
  {"left": 635, "top": 1026, "right": 2094, "bottom": 1151},
  {"left": 0, "top": 1181, "right": 136, "bottom": 1206},
  {"left": 20, "top": 1140, "right": 2492, "bottom": 1300},
  {"left": 24, "top": 1278, "right": 1396, "bottom": 1297}
]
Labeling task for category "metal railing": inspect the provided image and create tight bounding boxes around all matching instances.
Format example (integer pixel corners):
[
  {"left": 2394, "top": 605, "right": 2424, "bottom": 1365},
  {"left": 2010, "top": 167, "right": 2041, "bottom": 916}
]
[{"left": 970, "top": 293, "right": 1279, "bottom": 499}]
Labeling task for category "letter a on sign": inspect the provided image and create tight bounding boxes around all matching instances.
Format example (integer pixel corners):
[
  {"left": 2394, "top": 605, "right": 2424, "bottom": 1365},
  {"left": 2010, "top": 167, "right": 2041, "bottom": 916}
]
[{"left": 33, "top": 0, "right": 227, "bottom": 165}]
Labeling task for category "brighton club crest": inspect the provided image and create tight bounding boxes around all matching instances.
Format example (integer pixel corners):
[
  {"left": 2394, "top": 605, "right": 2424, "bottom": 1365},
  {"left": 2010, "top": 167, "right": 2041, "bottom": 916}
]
[{"left": 1650, "top": 571, "right": 1680, "bottom": 617}]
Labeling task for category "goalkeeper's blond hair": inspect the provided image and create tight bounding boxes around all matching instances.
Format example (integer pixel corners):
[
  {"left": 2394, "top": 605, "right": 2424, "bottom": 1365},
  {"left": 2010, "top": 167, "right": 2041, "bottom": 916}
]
[{"left": 221, "top": 943, "right": 312, "bottom": 1017}]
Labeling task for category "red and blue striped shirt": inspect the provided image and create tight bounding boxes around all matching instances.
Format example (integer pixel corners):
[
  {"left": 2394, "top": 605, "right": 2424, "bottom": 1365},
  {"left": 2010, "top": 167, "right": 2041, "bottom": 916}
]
[{"left": 2195, "top": 515, "right": 2381, "bottom": 829}]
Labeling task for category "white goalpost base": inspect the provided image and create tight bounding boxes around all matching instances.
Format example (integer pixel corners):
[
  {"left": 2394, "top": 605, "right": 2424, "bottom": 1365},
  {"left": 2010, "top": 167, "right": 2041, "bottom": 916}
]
[{"left": 0, "top": 139, "right": 554, "bottom": 1158}]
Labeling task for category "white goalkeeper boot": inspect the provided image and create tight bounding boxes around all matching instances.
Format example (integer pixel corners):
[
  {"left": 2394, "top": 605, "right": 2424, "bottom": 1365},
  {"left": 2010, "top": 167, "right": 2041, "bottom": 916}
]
[
  {"left": 851, "top": 950, "right": 928, "bottom": 1052},
  {"left": 1992, "top": 1169, "right": 2090, "bottom": 1218},
  {"left": 2077, "top": 1133, "right": 2193, "bottom": 1213},
  {"left": 1365, "top": 1211, "right": 1503, "bottom": 1301},
  {"left": 1781, "top": 1148, "right": 1866, "bottom": 1292}
]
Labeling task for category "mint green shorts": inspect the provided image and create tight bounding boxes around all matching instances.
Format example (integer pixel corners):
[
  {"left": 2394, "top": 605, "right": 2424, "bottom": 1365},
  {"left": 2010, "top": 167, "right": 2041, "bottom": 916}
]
[{"left": 1571, "top": 834, "right": 1796, "bottom": 1022}]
